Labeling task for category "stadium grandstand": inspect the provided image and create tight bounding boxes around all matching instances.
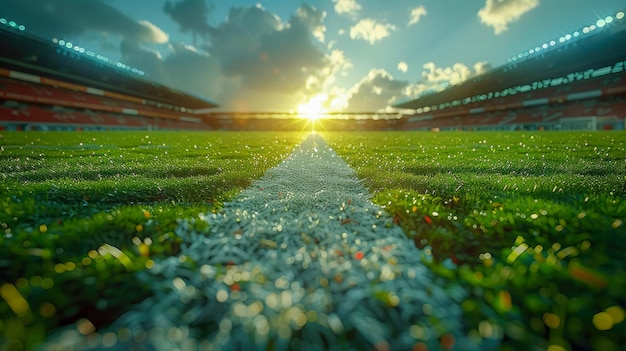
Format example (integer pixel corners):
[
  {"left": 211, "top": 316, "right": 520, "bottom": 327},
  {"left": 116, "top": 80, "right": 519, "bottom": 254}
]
[
  {"left": 1, "top": 9, "right": 625, "bottom": 132},
  {"left": 395, "top": 10, "right": 626, "bottom": 131},
  {"left": 0, "top": 17, "right": 218, "bottom": 131}
]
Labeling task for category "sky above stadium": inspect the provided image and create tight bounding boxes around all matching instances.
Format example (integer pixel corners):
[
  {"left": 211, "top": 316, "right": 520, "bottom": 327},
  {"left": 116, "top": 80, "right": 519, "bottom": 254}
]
[{"left": 2, "top": 0, "right": 625, "bottom": 112}]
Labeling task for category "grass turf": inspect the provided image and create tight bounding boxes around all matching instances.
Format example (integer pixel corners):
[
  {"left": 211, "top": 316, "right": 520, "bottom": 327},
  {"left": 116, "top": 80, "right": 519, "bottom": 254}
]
[
  {"left": 322, "top": 130, "right": 626, "bottom": 350},
  {"left": 0, "top": 131, "right": 305, "bottom": 349},
  {"left": 0, "top": 130, "right": 624, "bottom": 350}
]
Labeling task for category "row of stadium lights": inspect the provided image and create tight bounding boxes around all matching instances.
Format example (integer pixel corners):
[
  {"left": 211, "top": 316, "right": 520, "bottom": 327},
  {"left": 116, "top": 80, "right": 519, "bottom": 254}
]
[
  {"left": 0, "top": 17, "right": 146, "bottom": 77},
  {"left": 0, "top": 17, "right": 26, "bottom": 31},
  {"left": 51, "top": 38, "right": 146, "bottom": 76},
  {"left": 508, "top": 11, "right": 625, "bottom": 64}
]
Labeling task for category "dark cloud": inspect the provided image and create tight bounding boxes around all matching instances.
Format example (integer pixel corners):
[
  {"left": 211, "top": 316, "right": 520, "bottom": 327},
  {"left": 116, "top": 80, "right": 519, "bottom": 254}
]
[
  {"left": 120, "top": 41, "right": 226, "bottom": 104},
  {"left": 162, "top": 43, "right": 223, "bottom": 100},
  {"left": 163, "top": 0, "right": 213, "bottom": 45},
  {"left": 346, "top": 69, "right": 409, "bottom": 111},
  {"left": 208, "top": 5, "right": 327, "bottom": 94},
  {"left": 0, "top": 0, "right": 167, "bottom": 44},
  {"left": 120, "top": 41, "right": 170, "bottom": 82}
]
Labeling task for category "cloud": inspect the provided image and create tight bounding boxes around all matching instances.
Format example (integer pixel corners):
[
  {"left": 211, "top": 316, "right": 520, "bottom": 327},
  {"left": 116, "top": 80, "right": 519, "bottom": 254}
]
[
  {"left": 408, "top": 6, "right": 427, "bottom": 26},
  {"left": 120, "top": 4, "right": 339, "bottom": 111},
  {"left": 333, "top": 0, "right": 362, "bottom": 16},
  {"left": 397, "top": 61, "right": 408, "bottom": 73},
  {"left": 345, "top": 69, "right": 409, "bottom": 111},
  {"left": 163, "top": 0, "right": 213, "bottom": 44},
  {"left": 413, "top": 61, "right": 492, "bottom": 94},
  {"left": 207, "top": 4, "right": 327, "bottom": 95},
  {"left": 296, "top": 4, "right": 327, "bottom": 42},
  {"left": 0, "top": 0, "right": 170, "bottom": 45},
  {"left": 341, "top": 61, "right": 494, "bottom": 112},
  {"left": 422, "top": 62, "right": 472, "bottom": 86},
  {"left": 138, "top": 20, "right": 169, "bottom": 43},
  {"left": 350, "top": 19, "right": 396, "bottom": 44},
  {"left": 473, "top": 61, "right": 492, "bottom": 75},
  {"left": 478, "top": 0, "right": 540, "bottom": 34}
]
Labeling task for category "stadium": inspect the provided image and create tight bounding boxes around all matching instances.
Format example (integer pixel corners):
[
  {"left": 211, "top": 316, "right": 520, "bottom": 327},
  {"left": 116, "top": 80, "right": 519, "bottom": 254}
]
[
  {"left": 1, "top": 10, "right": 626, "bottom": 132},
  {"left": 1, "top": 4, "right": 626, "bottom": 351}
]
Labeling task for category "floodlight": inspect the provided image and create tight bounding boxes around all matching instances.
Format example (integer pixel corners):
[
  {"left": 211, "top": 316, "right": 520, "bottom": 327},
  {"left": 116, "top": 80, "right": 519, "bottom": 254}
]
[
  {"left": 0, "top": 18, "right": 7, "bottom": 25},
  {"left": 596, "top": 19, "right": 606, "bottom": 27},
  {"left": 559, "top": 37, "right": 565, "bottom": 43},
  {"left": 583, "top": 27, "right": 589, "bottom": 34},
  {"left": 59, "top": 40, "right": 65, "bottom": 45},
  {"left": 18, "top": 25, "right": 25, "bottom": 31},
  {"left": 605, "top": 16, "right": 613, "bottom": 24},
  {"left": 535, "top": 46, "right": 541, "bottom": 52},
  {"left": 73, "top": 46, "right": 80, "bottom": 51},
  {"left": 589, "top": 25, "right": 596, "bottom": 31},
  {"left": 66, "top": 42, "right": 73, "bottom": 48},
  {"left": 550, "top": 40, "right": 556, "bottom": 46},
  {"left": 79, "top": 48, "right": 85, "bottom": 53},
  {"left": 9, "top": 21, "right": 16, "bottom": 27},
  {"left": 565, "top": 34, "right": 571, "bottom": 40},
  {"left": 617, "top": 12, "right": 624, "bottom": 20},
  {"left": 573, "top": 31, "right": 579, "bottom": 37},
  {"left": 542, "top": 43, "right": 548, "bottom": 49}
]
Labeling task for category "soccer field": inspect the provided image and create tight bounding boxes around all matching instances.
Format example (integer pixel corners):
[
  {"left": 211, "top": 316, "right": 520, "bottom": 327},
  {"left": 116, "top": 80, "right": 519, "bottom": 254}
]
[{"left": 1, "top": 130, "right": 625, "bottom": 350}]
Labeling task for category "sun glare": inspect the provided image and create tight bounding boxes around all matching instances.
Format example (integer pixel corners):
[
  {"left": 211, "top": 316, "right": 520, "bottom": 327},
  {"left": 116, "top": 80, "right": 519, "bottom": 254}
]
[{"left": 297, "top": 94, "right": 328, "bottom": 122}]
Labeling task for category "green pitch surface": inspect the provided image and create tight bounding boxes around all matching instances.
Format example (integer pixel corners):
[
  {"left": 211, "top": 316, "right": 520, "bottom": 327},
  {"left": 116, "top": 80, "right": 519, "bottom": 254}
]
[
  {"left": 323, "top": 131, "right": 626, "bottom": 350},
  {"left": 0, "top": 131, "right": 305, "bottom": 349},
  {"left": 1, "top": 130, "right": 625, "bottom": 350}
]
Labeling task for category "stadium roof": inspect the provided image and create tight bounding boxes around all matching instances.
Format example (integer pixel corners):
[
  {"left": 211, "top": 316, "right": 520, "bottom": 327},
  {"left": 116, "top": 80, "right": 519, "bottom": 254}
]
[
  {"left": 0, "top": 27, "right": 218, "bottom": 110},
  {"left": 395, "top": 15, "right": 626, "bottom": 110}
]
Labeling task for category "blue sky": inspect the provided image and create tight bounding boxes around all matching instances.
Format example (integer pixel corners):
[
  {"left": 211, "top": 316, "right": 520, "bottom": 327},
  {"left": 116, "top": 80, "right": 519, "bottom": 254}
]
[{"left": 2, "top": 0, "right": 624, "bottom": 112}]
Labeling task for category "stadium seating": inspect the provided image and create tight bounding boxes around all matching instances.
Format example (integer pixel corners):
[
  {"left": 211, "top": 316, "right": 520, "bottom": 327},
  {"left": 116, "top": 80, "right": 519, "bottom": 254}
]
[
  {"left": 0, "top": 73, "right": 215, "bottom": 131},
  {"left": 400, "top": 64, "right": 626, "bottom": 131},
  {"left": 0, "top": 77, "right": 191, "bottom": 120}
]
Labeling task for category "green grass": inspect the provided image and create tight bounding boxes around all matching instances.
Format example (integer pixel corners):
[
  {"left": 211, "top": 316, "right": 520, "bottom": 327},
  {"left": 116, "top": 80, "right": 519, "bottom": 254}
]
[
  {"left": 322, "top": 131, "right": 626, "bottom": 351},
  {"left": 1, "top": 130, "right": 625, "bottom": 350},
  {"left": 0, "top": 131, "right": 305, "bottom": 350}
]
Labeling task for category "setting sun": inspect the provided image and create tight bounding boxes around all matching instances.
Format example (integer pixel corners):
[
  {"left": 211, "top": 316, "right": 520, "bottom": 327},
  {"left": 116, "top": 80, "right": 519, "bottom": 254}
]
[{"left": 297, "top": 94, "right": 328, "bottom": 121}]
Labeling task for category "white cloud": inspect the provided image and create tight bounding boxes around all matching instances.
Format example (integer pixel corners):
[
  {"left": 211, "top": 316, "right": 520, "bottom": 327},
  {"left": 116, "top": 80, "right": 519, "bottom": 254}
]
[
  {"left": 305, "top": 49, "right": 352, "bottom": 91},
  {"left": 397, "top": 61, "right": 408, "bottom": 73},
  {"left": 408, "top": 6, "right": 427, "bottom": 26},
  {"left": 333, "top": 0, "right": 361, "bottom": 15},
  {"left": 415, "top": 61, "right": 492, "bottom": 94},
  {"left": 473, "top": 61, "right": 492, "bottom": 75},
  {"left": 478, "top": 0, "right": 540, "bottom": 34},
  {"left": 423, "top": 62, "right": 471, "bottom": 86},
  {"left": 350, "top": 19, "right": 396, "bottom": 45},
  {"left": 138, "top": 20, "right": 169, "bottom": 43}
]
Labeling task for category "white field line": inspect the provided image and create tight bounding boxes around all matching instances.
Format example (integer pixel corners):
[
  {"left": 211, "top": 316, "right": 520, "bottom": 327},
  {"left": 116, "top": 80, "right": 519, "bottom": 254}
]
[{"left": 50, "top": 133, "right": 483, "bottom": 351}]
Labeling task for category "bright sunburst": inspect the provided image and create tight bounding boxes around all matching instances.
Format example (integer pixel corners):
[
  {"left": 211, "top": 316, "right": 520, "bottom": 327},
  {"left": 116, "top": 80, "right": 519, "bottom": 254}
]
[{"left": 297, "top": 94, "right": 328, "bottom": 122}]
